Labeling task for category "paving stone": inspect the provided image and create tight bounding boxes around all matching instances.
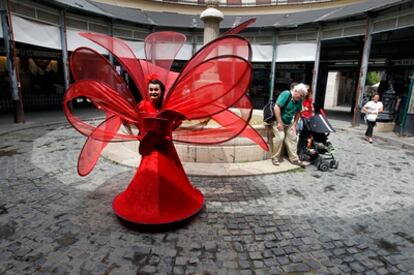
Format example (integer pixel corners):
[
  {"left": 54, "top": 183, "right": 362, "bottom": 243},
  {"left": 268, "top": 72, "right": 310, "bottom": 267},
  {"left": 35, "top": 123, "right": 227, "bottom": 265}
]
[
  {"left": 264, "top": 258, "right": 276, "bottom": 267},
  {"left": 175, "top": 257, "right": 187, "bottom": 266},
  {"left": 332, "top": 248, "right": 346, "bottom": 256},
  {"left": 328, "top": 266, "right": 344, "bottom": 274},
  {"left": 322, "top": 242, "right": 335, "bottom": 249},
  {"left": 387, "top": 266, "right": 401, "bottom": 274},
  {"left": 349, "top": 261, "right": 366, "bottom": 273},
  {"left": 263, "top": 249, "right": 273, "bottom": 259},
  {"left": 270, "top": 248, "right": 285, "bottom": 256},
  {"left": 276, "top": 256, "right": 290, "bottom": 265},
  {"left": 288, "top": 254, "right": 302, "bottom": 263},
  {"left": 238, "top": 260, "right": 250, "bottom": 269},
  {"left": 248, "top": 252, "right": 262, "bottom": 260},
  {"left": 305, "top": 258, "right": 322, "bottom": 270},
  {"left": 253, "top": 260, "right": 264, "bottom": 268},
  {"left": 223, "top": 260, "right": 237, "bottom": 269},
  {"left": 338, "top": 264, "right": 351, "bottom": 273},
  {"left": 376, "top": 267, "right": 390, "bottom": 275},
  {"left": 283, "top": 246, "right": 297, "bottom": 255},
  {"left": 283, "top": 263, "right": 311, "bottom": 273},
  {"left": 140, "top": 265, "right": 157, "bottom": 274},
  {"left": 173, "top": 266, "right": 185, "bottom": 275}
]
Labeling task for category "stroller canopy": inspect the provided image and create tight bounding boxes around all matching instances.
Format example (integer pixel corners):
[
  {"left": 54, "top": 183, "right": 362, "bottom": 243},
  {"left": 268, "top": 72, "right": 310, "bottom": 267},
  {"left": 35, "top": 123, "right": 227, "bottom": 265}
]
[{"left": 309, "top": 113, "right": 335, "bottom": 133}]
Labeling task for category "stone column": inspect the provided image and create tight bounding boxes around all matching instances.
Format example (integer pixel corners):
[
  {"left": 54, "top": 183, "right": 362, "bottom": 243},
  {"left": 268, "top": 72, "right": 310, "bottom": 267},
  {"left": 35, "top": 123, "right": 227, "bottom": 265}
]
[
  {"left": 200, "top": 0, "right": 223, "bottom": 45},
  {"left": 59, "top": 10, "right": 70, "bottom": 91},
  {"left": 268, "top": 30, "right": 278, "bottom": 103},
  {"left": 1, "top": 0, "right": 25, "bottom": 123},
  {"left": 312, "top": 26, "right": 322, "bottom": 97},
  {"left": 198, "top": 0, "right": 223, "bottom": 125},
  {"left": 352, "top": 17, "right": 373, "bottom": 127}
]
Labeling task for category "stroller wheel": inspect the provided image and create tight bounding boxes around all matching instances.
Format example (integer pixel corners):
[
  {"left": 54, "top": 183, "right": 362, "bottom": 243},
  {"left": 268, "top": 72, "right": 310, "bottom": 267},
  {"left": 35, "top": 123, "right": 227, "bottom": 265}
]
[
  {"left": 333, "top": 161, "right": 339, "bottom": 169},
  {"left": 318, "top": 161, "right": 329, "bottom": 172}
]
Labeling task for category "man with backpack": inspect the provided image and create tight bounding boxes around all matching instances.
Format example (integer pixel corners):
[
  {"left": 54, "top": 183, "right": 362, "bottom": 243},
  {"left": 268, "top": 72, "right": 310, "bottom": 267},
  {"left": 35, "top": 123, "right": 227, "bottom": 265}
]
[{"left": 271, "top": 83, "right": 308, "bottom": 167}]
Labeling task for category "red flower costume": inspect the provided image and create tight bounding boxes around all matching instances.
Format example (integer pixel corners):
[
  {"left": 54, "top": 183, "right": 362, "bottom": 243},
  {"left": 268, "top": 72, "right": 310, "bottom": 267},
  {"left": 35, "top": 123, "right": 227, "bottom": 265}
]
[{"left": 64, "top": 19, "right": 268, "bottom": 224}]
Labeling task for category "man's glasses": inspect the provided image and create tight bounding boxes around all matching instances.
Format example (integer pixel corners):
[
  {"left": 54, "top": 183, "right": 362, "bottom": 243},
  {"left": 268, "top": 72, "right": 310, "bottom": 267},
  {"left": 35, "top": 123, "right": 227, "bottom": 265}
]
[{"left": 149, "top": 88, "right": 160, "bottom": 92}]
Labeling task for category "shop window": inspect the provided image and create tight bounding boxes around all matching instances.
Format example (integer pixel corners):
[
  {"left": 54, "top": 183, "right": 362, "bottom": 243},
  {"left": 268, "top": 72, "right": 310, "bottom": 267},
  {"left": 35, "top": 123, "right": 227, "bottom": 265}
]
[
  {"left": 227, "top": 0, "right": 242, "bottom": 5},
  {"left": 10, "top": 2, "right": 36, "bottom": 18},
  {"left": 67, "top": 18, "right": 88, "bottom": 30},
  {"left": 37, "top": 10, "right": 59, "bottom": 25},
  {"left": 89, "top": 23, "right": 109, "bottom": 34},
  {"left": 113, "top": 28, "right": 133, "bottom": 39},
  {"left": 256, "top": 0, "right": 271, "bottom": 5}
]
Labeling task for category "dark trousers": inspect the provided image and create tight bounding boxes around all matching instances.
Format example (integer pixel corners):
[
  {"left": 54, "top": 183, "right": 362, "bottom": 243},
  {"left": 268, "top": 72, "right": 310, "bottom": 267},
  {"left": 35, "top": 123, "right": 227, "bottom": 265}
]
[
  {"left": 365, "top": 120, "right": 376, "bottom": 137},
  {"left": 297, "top": 118, "right": 310, "bottom": 155}
]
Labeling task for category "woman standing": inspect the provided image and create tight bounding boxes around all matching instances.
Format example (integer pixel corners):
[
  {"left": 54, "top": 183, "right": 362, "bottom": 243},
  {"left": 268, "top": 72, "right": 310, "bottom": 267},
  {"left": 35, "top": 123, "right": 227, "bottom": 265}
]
[
  {"left": 112, "top": 78, "right": 204, "bottom": 224},
  {"left": 297, "top": 86, "right": 313, "bottom": 157},
  {"left": 362, "top": 93, "right": 384, "bottom": 143}
]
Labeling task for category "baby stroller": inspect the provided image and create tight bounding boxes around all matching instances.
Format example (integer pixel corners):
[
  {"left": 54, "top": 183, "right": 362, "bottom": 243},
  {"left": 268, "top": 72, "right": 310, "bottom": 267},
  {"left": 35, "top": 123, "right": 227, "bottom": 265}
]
[{"left": 299, "top": 112, "right": 338, "bottom": 172}]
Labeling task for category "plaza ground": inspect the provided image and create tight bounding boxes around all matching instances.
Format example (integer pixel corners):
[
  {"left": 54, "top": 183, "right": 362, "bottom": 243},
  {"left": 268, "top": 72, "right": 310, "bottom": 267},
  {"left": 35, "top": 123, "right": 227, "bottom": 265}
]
[{"left": 0, "top": 110, "right": 413, "bottom": 274}]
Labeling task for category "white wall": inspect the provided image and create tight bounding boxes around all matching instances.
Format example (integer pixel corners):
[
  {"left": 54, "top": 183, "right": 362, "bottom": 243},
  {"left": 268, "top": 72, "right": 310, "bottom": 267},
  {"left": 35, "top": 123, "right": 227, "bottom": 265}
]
[{"left": 324, "top": 71, "right": 340, "bottom": 108}]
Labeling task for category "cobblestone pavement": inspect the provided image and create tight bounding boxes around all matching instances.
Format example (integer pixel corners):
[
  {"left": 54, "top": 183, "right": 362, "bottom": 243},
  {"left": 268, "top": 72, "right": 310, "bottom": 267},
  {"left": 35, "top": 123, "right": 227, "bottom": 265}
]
[{"left": 0, "top": 123, "right": 414, "bottom": 275}]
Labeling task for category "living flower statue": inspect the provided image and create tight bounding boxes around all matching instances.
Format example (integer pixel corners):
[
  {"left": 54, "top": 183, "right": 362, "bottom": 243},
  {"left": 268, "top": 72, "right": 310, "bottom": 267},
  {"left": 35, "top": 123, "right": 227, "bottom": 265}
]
[{"left": 63, "top": 19, "right": 268, "bottom": 224}]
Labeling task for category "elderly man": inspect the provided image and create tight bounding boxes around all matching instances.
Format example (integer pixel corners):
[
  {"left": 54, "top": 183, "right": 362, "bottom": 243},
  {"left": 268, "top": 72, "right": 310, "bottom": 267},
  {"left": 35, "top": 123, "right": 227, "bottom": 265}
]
[{"left": 271, "top": 83, "right": 308, "bottom": 167}]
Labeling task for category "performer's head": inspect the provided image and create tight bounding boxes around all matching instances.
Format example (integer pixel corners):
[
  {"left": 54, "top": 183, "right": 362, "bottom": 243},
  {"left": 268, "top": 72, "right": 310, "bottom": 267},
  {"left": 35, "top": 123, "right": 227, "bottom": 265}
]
[
  {"left": 148, "top": 79, "right": 165, "bottom": 109},
  {"left": 372, "top": 93, "right": 380, "bottom": 102}
]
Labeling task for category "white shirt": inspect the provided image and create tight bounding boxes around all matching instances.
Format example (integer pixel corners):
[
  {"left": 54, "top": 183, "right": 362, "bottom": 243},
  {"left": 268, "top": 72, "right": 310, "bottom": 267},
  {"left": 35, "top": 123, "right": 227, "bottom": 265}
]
[{"left": 363, "top": 101, "right": 383, "bottom": 121}]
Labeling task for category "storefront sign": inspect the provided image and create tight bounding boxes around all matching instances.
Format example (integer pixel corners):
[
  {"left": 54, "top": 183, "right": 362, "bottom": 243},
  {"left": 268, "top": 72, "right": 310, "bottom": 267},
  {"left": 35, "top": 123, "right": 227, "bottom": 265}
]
[{"left": 391, "top": 59, "right": 414, "bottom": 66}]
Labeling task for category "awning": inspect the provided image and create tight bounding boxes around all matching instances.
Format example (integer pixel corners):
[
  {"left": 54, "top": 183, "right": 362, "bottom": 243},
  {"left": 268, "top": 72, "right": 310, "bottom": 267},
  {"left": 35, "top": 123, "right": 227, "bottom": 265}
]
[
  {"left": 252, "top": 44, "right": 272, "bottom": 62},
  {"left": 9, "top": 15, "right": 317, "bottom": 62},
  {"left": 197, "top": 43, "right": 316, "bottom": 62},
  {"left": 250, "top": 43, "right": 317, "bottom": 62},
  {"left": 67, "top": 29, "right": 108, "bottom": 54},
  {"left": 276, "top": 43, "right": 317, "bottom": 62},
  {"left": 12, "top": 15, "right": 61, "bottom": 50}
]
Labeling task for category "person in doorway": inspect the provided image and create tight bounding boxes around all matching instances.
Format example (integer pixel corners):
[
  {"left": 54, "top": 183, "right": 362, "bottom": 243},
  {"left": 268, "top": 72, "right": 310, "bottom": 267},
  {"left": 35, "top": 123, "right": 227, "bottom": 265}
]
[
  {"left": 297, "top": 85, "right": 314, "bottom": 157},
  {"left": 362, "top": 93, "right": 383, "bottom": 143},
  {"left": 271, "top": 83, "right": 308, "bottom": 167}
]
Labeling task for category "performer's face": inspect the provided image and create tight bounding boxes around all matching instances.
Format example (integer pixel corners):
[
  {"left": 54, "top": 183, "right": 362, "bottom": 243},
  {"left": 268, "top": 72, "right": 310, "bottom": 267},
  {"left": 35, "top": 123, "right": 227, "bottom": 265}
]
[{"left": 148, "top": 83, "right": 161, "bottom": 102}]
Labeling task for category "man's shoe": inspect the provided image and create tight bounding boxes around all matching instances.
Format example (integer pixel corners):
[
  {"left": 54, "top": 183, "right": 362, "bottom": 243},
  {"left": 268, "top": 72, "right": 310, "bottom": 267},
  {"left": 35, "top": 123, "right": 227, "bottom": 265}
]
[
  {"left": 272, "top": 159, "right": 280, "bottom": 166},
  {"left": 291, "top": 160, "right": 306, "bottom": 168}
]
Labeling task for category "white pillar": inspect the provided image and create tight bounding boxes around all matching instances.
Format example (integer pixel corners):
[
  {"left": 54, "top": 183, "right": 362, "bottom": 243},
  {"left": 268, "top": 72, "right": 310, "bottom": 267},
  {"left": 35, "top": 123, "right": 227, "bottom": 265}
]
[
  {"left": 59, "top": 10, "right": 70, "bottom": 91},
  {"left": 200, "top": 0, "right": 223, "bottom": 45},
  {"left": 312, "top": 26, "right": 321, "bottom": 96},
  {"left": 1, "top": 0, "right": 25, "bottom": 123},
  {"left": 352, "top": 17, "right": 373, "bottom": 127},
  {"left": 269, "top": 30, "right": 278, "bottom": 103}
]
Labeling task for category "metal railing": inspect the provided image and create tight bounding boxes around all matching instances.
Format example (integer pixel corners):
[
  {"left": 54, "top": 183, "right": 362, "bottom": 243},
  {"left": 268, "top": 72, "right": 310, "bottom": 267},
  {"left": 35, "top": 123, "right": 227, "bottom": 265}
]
[{"left": 152, "top": 0, "right": 335, "bottom": 7}]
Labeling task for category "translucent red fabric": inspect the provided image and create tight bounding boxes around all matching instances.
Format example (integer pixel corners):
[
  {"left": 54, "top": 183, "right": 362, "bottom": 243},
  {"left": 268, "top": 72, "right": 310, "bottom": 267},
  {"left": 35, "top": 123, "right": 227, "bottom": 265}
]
[
  {"left": 223, "top": 18, "right": 256, "bottom": 36},
  {"left": 143, "top": 31, "right": 186, "bottom": 92},
  {"left": 64, "top": 19, "right": 268, "bottom": 224}
]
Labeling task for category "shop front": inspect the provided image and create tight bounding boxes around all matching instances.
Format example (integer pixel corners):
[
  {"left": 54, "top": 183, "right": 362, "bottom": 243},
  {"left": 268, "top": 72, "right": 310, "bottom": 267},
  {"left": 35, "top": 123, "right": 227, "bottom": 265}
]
[{"left": 0, "top": 43, "right": 64, "bottom": 112}]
